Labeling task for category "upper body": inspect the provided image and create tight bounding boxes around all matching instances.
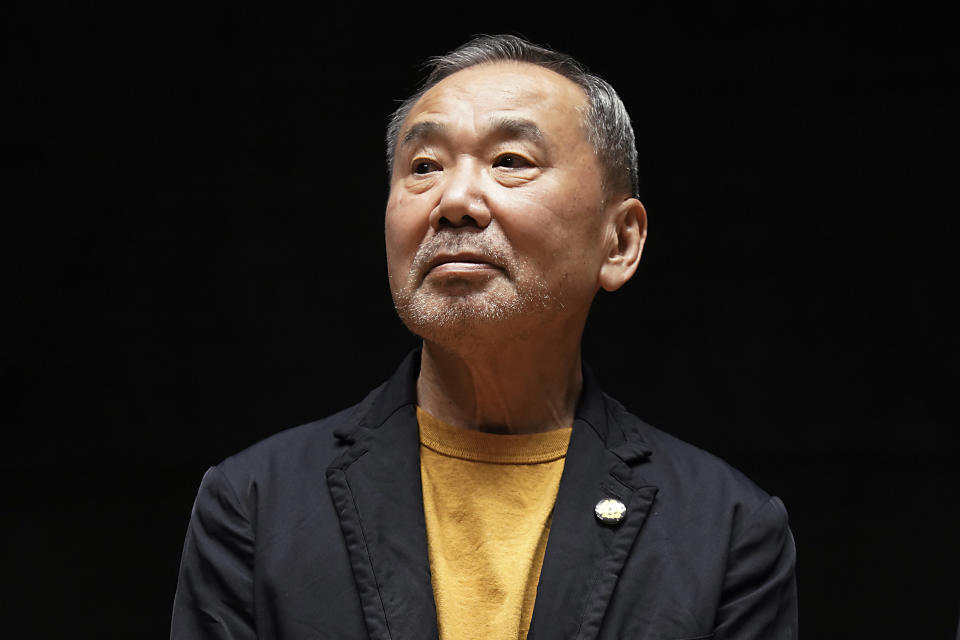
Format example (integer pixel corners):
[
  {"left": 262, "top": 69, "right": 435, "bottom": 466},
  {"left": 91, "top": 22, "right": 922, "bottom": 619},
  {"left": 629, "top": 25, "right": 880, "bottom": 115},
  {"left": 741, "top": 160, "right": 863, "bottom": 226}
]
[
  {"left": 171, "top": 350, "right": 797, "bottom": 640},
  {"left": 172, "top": 35, "right": 798, "bottom": 639}
]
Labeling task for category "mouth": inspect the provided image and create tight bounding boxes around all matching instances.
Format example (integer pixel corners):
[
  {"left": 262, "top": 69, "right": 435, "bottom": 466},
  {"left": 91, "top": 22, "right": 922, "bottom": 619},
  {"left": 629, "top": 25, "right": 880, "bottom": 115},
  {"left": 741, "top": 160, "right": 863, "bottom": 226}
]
[{"left": 424, "top": 252, "right": 504, "bottom": 277}]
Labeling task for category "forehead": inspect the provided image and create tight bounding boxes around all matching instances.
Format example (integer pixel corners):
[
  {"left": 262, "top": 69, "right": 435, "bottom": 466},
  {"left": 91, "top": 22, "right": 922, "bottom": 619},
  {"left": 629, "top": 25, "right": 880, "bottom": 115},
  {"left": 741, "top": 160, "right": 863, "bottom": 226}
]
[{"left": 402, "top": 62, "right": 589, "bottom": 138}]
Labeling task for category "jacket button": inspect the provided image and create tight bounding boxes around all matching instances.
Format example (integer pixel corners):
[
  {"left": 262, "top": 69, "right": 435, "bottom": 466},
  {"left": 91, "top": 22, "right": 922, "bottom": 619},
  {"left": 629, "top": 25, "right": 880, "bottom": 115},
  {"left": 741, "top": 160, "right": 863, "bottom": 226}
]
[{"left": 594, "top": 498, "right": 626, "bottom": 524}]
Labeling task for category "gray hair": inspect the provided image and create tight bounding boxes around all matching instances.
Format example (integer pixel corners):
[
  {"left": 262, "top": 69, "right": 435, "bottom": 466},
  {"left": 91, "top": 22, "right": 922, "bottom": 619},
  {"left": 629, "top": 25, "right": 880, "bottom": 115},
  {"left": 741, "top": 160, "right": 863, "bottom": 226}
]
[{"left": 386, "top": 34, "right": 639, "bottom": 198}]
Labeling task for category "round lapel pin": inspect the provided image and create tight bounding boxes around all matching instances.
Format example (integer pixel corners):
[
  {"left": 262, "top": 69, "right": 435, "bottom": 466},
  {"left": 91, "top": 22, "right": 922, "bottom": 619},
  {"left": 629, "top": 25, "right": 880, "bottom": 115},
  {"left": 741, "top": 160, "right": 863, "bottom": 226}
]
[{"left": 594, "top": 497, "right": 627, "bottom": 524}]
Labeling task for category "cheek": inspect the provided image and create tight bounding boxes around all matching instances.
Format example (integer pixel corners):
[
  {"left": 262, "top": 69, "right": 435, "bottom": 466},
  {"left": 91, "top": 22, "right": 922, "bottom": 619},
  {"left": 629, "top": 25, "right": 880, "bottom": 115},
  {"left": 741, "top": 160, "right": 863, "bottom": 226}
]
[
  {"left": 491, "top": 190, "right": 555, "bottom": 237},
  {"left": 385, "top": 192, "right": 427, "bottom": 276},
  {"left": 493, "top": 187, "right": 599, "bottom": 257}
]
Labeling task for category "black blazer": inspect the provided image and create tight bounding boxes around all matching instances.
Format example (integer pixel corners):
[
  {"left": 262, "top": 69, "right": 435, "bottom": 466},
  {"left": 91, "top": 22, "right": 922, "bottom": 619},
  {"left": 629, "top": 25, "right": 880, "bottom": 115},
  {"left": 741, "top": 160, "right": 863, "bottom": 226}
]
[{"left": 172, "top": 350, "right": 797, "bottom": 639}]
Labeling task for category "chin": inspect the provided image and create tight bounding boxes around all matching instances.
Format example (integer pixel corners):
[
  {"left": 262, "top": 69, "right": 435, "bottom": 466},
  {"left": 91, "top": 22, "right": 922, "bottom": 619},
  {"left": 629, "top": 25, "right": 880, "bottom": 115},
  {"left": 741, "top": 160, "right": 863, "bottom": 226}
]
[{"left": 393, "top": 287, "right": 556, "bottom": 345}]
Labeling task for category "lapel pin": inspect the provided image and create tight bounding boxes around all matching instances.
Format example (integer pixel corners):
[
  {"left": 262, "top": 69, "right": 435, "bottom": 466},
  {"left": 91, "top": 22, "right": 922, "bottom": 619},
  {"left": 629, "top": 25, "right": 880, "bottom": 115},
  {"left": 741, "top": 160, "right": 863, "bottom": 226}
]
[{"left": 594, "top": 497, "right": 627, "bottom": 524}]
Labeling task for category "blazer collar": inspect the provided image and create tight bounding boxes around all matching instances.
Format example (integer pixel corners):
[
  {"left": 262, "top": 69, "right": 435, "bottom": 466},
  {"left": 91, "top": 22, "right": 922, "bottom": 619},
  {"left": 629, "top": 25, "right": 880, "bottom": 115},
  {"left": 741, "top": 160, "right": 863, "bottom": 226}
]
[
  {"left": 522, "top": 358, "right": 658, "bottom": 640},
  {"left": 328, "top": 349, "right": 658, "bottom": 640},
  {"left": 326, "top": 350, "right": 433, "bottom": 640},
  {"left": 346, "top": 347, "right": 654, "bottom": 454}
]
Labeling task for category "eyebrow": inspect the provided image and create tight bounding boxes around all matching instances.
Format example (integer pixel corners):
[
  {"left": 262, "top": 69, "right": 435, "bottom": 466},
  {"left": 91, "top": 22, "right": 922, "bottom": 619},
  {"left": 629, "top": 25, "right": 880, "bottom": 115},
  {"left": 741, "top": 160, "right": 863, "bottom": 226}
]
[
  {"left": 488, "top": 117, "right": 544, "bottom": 144},
  {"left": 400, "top": 121, "right": 447, "bottom": 150},
  {"left": 399, "top": 117, "right": 545, "bottom": 152}
]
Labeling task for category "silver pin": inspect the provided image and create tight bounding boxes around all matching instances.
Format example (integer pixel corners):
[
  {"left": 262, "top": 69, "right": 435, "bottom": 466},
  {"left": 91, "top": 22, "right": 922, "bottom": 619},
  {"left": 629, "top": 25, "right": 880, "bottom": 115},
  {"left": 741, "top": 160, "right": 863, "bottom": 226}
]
[{"left": 594, "top": 498, "right": 627, "bottom": 524}]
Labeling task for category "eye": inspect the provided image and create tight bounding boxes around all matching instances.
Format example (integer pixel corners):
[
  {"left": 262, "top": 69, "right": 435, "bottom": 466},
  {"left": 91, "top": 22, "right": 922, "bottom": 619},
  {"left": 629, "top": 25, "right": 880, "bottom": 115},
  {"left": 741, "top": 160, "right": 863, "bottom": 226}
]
[
  {"left": 493, "top": 153, "right": 533, "bottom": 169},
  {"left": 413, "top": 159, "right": 441, "bottom": 174}
]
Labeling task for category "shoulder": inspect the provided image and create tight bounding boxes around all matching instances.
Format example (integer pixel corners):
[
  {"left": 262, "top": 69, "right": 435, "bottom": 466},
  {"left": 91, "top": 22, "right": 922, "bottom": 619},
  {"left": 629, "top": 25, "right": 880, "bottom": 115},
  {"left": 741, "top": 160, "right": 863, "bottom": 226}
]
[
  {"left": 601, "top": 396, "right": 798, "bottom": 634},
  {"left": 603, "top": 393, "right": 780, "bottom": 522},
  {"left": 208, "top": 383, "right": 384, "bottom": 514},
  {"left": 221, "top": 404, "right": 360, "bottom": 475}
]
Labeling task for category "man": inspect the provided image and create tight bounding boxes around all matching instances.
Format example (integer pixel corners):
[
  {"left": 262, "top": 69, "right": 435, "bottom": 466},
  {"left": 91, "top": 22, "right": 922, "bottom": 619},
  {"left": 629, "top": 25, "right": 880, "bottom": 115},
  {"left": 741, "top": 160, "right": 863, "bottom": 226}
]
[{"left": 172, "top": 35, "right": 798, "bottom": 639}]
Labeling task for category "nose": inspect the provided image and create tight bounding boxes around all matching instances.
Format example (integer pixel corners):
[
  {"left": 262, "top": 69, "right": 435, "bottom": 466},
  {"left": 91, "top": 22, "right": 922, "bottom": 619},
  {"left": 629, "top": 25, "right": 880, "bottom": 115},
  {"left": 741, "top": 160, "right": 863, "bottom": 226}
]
[{"left": 429, "top": 160, "right": 492, "bottom": 230}]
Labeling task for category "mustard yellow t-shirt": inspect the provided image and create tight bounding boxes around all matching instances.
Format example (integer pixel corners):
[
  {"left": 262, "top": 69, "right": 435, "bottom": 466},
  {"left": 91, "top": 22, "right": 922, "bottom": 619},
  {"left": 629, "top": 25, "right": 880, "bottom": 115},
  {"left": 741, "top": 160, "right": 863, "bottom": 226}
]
[{"left": 417, "top": 407, "right": 572, "bottom": 640}]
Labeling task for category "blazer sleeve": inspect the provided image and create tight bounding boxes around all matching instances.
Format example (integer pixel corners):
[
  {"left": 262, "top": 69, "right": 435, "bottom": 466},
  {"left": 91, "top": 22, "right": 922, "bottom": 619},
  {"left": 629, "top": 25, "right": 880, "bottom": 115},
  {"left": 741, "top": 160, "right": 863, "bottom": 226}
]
[
  {"left": 714, "top": 495, "right": 798, "bottom": 640},
  {"left": 171, "top": 466, "right": 257, "bottom": 640}
]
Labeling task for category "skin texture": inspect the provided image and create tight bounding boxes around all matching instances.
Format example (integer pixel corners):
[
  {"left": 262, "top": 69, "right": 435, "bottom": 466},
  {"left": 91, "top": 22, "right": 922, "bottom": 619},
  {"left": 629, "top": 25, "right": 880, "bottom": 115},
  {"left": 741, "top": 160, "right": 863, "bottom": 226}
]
[{"left": 385, "top": 62, "right": 647, "bottom": 434}]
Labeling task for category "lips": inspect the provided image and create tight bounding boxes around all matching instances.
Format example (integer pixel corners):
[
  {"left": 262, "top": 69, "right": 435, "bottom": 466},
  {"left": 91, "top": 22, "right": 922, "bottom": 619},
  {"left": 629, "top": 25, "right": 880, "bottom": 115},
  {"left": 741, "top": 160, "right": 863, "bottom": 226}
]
[
  {"left": 423, "top": 251, "right": 504, "bottom": 279},
  {"left": 426, "top": 252, "right": 501, "bottom": 272}
]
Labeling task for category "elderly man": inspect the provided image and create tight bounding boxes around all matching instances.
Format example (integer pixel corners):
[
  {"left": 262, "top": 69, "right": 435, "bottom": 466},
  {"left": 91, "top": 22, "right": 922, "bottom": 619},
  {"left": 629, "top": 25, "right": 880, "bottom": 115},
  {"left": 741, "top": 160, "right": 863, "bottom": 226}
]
[{"left": 172, "top": 35, "right": 798, "bottom": 640}]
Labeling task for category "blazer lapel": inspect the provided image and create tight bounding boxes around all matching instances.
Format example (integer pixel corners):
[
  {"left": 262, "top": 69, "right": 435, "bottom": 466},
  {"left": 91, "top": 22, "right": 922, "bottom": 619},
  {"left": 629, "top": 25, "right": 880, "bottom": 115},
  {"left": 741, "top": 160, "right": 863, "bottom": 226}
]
[
  {"left": 527, "top": 367, "right": 659, "bottom": 640},
  {"left": 326, "top": 352, "right": 439, "bottom": 640}
]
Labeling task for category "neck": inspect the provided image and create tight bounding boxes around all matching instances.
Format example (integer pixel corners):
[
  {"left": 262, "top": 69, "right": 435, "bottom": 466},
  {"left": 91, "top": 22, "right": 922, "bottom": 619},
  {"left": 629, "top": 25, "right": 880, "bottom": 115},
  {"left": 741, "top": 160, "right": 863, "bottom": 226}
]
[{"left": 416, "top": 335, "right": 583, "bottom": 435}]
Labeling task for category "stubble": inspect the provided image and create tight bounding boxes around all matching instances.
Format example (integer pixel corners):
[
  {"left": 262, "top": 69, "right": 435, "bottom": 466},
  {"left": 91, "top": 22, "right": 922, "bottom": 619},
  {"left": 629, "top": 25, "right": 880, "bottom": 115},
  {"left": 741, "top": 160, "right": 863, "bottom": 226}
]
[{"left": 391, "top": 229, "right": 560, "bottom": 342}]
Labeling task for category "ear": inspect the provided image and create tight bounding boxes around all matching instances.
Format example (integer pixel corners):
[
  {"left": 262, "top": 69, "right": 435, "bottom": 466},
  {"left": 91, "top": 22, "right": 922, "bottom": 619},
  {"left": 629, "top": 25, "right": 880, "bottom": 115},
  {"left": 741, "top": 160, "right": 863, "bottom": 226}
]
[{"left": 598, "top": 198, "right": 647, "bottom": 292}]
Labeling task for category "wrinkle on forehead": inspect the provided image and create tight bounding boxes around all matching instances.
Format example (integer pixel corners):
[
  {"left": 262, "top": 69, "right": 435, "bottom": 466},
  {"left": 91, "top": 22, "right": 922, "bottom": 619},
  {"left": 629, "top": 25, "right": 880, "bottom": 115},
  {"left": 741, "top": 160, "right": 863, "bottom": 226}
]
[
  {"left": 400, "top": 62, "right": 590, "bottom": 150},
  {"left": 400, "top": 117, "right": 545, "bottom": 156}
]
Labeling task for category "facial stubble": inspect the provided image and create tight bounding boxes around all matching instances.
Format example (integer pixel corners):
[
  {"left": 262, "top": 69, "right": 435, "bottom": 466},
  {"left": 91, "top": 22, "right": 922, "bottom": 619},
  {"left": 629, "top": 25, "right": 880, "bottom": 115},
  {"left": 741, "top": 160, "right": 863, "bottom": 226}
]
[{"left": 390, "top": 230, "right": 562, "bottom": 342}]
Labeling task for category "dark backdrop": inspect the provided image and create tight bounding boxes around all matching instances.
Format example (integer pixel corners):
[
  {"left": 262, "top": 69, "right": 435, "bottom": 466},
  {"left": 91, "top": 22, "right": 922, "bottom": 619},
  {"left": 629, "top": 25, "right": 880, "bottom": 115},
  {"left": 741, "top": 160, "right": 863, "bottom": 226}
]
[{"left": 5, "top": 4, "right": 957, "bottom": 638}]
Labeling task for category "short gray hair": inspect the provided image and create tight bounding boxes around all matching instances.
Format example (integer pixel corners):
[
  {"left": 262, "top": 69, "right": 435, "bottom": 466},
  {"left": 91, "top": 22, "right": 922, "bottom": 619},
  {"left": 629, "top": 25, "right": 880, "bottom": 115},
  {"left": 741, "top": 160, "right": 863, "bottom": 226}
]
[{"left": 386, "top": 34, "right": 639, "bottom": 198}]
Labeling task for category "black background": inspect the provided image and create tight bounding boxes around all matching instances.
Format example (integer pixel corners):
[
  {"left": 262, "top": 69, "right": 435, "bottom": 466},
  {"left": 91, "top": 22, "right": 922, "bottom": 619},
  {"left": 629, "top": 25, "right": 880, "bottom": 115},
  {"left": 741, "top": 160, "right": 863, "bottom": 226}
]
[{"left": 5, "top": 4, "right": 958, "bottom": 638}]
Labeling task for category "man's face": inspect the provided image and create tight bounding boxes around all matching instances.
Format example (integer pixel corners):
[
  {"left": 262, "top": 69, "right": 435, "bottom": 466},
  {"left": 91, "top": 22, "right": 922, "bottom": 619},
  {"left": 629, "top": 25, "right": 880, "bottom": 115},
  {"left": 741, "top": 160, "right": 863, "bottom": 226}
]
[{"left": 385, "top": 62, "right": 614, "bottom": 343}]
